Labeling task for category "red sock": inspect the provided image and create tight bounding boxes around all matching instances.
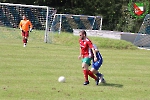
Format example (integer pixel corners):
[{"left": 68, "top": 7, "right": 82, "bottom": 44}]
[
  {"left": 88, "top": 70, "right": 97, "bottom": 81},
  {"left": 23, "top": 39, "right": 26, "bottom": 43},
  {"left": 25, "top": 39, "right": 27, "bottom": 43},
  {"left": 83, "top": 70, "right": 89, "bottom": 82}
]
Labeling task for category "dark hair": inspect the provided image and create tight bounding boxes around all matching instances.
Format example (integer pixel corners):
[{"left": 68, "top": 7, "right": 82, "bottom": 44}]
[{"left": 80, "top": 30, "right": 86, "bottom": 36}]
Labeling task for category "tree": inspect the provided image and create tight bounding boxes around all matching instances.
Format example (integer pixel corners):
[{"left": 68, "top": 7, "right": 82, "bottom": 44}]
[{"left": 0, "top": 0, "right": 149, "bottom": 32}]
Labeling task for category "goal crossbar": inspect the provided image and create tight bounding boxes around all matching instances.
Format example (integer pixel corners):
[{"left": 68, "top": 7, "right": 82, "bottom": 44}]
[{"left": 0, "top": 3, "right": 48, "bottom": 8}]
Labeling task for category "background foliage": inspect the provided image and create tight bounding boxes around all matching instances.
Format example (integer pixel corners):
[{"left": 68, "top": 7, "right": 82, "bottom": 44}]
[{"left": 0, "top": 0, "right": 150, "bottom": 32}]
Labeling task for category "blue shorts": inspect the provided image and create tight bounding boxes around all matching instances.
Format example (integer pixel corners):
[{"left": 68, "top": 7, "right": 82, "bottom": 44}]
[{"left": 92, "top": 59, "right": 103, "bottom": 70}]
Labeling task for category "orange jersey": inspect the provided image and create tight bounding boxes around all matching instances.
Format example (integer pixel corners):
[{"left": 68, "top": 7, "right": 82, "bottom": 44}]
[{"left": 19, "top": 20, "right": 33, "bottom": 32}]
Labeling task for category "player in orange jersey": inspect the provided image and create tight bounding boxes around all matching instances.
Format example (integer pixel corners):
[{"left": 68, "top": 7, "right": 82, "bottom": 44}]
[{"left": 19, "top": 15, "right": 33, "bottom": 47}]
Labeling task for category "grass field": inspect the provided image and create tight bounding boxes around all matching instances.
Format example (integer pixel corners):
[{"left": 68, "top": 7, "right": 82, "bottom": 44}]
[{"left": 0, "top": 27, "right": 150, "bottom": 100}]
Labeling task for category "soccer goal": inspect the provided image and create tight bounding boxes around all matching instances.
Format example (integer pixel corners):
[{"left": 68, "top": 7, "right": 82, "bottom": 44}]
[
  {"left": 133, "top": 14, "right": 150, "bottom": 47},
  {"left": 51, "top": 14, "right": 102, "bottom": 34},
  {"left": 0, "top": 3, "right": 56, "bottom": 43}
]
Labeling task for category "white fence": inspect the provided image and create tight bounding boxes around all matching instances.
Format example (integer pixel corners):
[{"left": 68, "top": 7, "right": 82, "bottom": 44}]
[
  {"left": 73, "top": 29, "right": 150, "bottom": 47},
  {"left": 73, "top": 29, "right": 133, "bottom": 40}
]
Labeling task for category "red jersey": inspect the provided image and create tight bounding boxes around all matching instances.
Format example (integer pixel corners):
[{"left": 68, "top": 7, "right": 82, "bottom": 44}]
[{"left": 79, "top": 38, "right": 94, "bottom": 58}]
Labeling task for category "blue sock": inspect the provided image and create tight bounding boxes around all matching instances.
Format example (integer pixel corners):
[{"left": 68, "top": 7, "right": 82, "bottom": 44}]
[{"left": 96, "top": 72, "right": 102, "bottom": 77}]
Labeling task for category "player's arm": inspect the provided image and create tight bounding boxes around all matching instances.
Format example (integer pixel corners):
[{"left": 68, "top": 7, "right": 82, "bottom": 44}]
[
  {"left": 91, "top": 48, "right": 97, "bottom": 60},
  {"left": 19, "top": 21, "right": 23, "bottom": 31},
  {"left": 93, "top": 44, "right": 99, "bottom": 52},
  {"left": 95, "top": 49, "right": 99, "bottom": 52},
  {"left": 29, "top": 21, "right": 33, "bottom": 32},
  {"left": 88, "top": 41, "right": 97, "bottom": 61},
  {"left": 78, "top": 48, "right": 82, "bottom": 59}
]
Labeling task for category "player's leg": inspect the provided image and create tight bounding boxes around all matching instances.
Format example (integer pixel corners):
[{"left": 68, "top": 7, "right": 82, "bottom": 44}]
[
  {"left": 91, "top": 60, "right": 105, "bottom": 83},
  {"left": 82, "top": 57, "right": 99, "bottom": 85},
  {"left": 24, "top": 31, "right": 29, "bottom": 47},
  {"left": 22, "top": 31, "right": 26, "bottom": 47},
  {"left": 25, "top": 31, "right": 29, "bottom": 43},
  {"left": 88, "top": 69, "right": 100, "bottom": 85},
  {"left": 88, "top": 70, "right": 98, "bottom": 81},
  {"left": 91, "top": 67, "right": 103, "bottom": 81},
  {"left": 83, "top": 58, "right": 99, "bottom": 85},
  {"left": 82, "top": 62, "right": 89, "bottom": 85}
]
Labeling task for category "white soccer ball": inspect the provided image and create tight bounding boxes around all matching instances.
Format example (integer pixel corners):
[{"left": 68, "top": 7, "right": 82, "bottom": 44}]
[{"left": 58, "top": 76, "right": 65, "bottom": 83}]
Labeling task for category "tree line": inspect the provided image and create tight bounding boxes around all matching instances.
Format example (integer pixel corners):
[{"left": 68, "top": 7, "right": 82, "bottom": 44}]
[{"left": 0, "top": 0, "right": 150, "bottom": 33}]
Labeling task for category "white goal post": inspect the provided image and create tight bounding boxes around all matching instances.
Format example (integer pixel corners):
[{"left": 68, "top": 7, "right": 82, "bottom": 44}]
[
  {"left": 0, "top": 3, "right": 57, "bottom": 43},
  {"left": 51, "top": 14, "right": 103, "bottom": 34}
]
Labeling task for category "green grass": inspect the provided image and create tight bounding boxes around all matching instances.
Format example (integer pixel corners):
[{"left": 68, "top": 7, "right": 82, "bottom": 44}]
[{"left": 0, "top": 27, "right": 150, "bottom": 100}]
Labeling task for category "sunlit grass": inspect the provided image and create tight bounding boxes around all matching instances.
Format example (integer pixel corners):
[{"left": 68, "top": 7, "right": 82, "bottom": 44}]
[{"left": 0, "top": 27, "right": 150, "bottom": 100}]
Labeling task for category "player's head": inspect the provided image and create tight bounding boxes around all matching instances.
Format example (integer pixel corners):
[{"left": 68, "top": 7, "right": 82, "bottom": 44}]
[
  {"left": 22, "top": 15, "right": 27, "bottom": 20},
  {"left": 79, "top": 30, "right": 86, "bottom": 40}
]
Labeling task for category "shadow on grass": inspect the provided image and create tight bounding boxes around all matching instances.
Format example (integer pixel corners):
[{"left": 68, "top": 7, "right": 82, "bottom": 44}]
[{"left": 100, "top": 83, "right": 123, "bottom": 88}]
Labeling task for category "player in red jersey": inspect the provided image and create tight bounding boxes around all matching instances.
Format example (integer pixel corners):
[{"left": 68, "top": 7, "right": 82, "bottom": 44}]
[{"left": 78, "top": 30, "right": 99, "bottom": 85}]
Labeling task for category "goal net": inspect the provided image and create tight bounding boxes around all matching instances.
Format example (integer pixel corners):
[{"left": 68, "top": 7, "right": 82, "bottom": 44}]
[
  {"left": 133, "top": 14, "right": 150, "bottom": 47},
  {"left": 51, "top": 14, "right": 102, "bottom": 34},
  {"left": 0, "top": 3, "right": 56, "bottom": 43}
]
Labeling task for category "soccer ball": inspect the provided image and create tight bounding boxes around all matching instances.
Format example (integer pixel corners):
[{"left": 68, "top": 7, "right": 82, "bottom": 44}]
[{"left": 58, "top": 76, "right": 65, "bottom": 83}]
